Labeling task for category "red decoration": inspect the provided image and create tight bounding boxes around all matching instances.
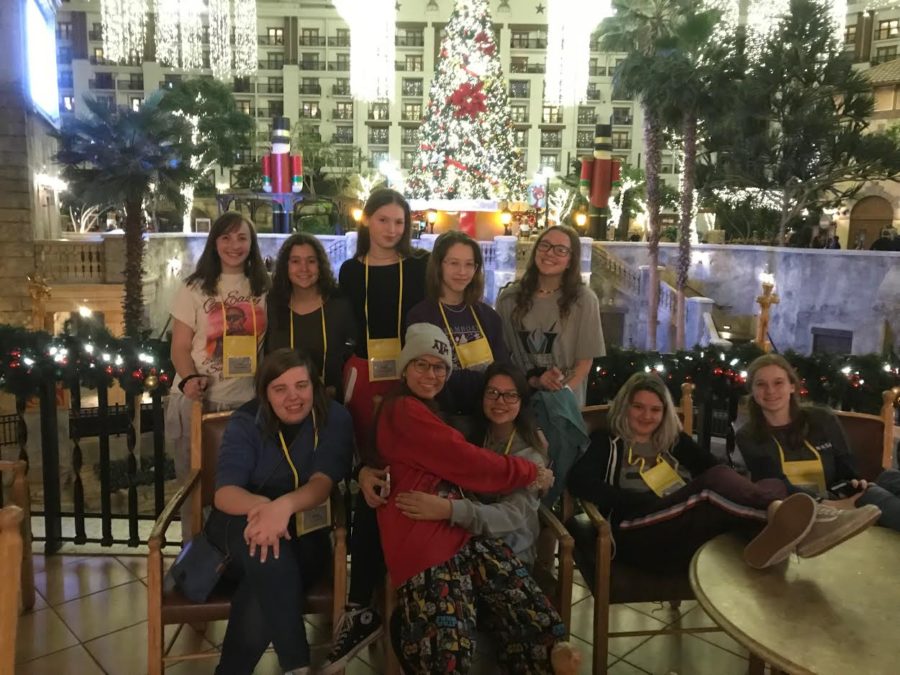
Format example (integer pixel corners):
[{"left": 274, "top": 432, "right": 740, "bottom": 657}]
[
  {"left": 458, "top": 211, "right": 477, "bottom": 237},
  {"left": 447, "top": 81, "right": 487, "bottom": 119}
]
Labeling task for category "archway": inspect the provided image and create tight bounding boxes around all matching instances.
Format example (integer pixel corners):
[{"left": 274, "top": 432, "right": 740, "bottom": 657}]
[{"left": 849, "top": 196, "right": 894, "bottom": 249}]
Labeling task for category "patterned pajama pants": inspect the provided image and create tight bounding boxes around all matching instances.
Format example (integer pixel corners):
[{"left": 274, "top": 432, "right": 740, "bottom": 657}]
[{"left": 395, "top": 537, "right": 566, "bottom": 674}]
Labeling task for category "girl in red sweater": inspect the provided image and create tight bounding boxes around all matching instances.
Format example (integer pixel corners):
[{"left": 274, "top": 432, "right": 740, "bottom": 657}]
[{"left": 371, "top": 323, "right": 563, "bottom": 674}]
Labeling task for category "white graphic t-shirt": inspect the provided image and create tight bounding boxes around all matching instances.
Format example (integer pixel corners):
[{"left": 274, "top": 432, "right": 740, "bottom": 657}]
[{"left": 170, "top": 272, "right": 267, "bottom": 405}]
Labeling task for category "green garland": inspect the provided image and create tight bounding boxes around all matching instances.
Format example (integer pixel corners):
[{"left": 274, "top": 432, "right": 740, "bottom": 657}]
[
  {"left": 587, "top": 346, "right": 900, "bottom": 415},
  {"left": 0, "top": 324, "right": 173, "bottom": 398}
]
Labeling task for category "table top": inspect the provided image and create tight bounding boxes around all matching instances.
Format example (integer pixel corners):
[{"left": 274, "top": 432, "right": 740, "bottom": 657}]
[{"left": 690, "top": 528, "right": 900, "bottom": 675}]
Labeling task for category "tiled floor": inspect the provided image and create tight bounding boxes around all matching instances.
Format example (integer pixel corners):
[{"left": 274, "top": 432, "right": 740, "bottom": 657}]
[{"left": 14, "top": 554, "right": 754, "bottom": 674}]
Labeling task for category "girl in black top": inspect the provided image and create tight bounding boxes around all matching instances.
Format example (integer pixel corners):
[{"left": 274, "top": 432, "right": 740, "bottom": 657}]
[{"left": 265, "top": 233, "right": 356, "bottom": 400}]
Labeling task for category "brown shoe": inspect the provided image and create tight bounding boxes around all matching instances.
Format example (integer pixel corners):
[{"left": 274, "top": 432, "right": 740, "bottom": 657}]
[
  {"left": 743, "top": 493, "right": 816, "bottom": 569},
  {"left": 795, "top": 503, "right": 881, "bottom": 558}
]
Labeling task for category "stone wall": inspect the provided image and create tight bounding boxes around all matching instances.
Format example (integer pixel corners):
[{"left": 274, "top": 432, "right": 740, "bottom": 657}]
[{"left": 600, "top": 242, "right": 900, "bottom": 354}]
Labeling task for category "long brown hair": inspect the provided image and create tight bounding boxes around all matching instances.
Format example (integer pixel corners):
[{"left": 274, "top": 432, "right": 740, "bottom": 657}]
[
  {"left": 479, "top": 362, "right": 545, "bottom": 458},
  {"left": 425, "top": 230, "right": 485, "bottom": 305},
  {"left": 185, "top": 211, "right": 270, "bottom": 296},
  {"left": 744, "top": 354, "right": 809, "bottom": 445},
  {"left": 268, "top": 233, "right": 337, "bottom": 333},
  {"left": 255, "top": 348, "right": 329, "bottom": 436},
  {"left": 354, "top": 189, "right": 424, "bottom": 259},
  {"left": 511, "top": 225, "right": 583, "bottom": 326}
]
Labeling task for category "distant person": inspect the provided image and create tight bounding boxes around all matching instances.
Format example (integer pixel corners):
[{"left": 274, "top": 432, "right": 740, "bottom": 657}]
[
  {"left": 870, "top": 229, "right": 895, "bottom": 251},
  {"left": 628, "top": 233, "right": 641, "bottom": 242},
  {"left": 827, "top": 235, "right": 841, "bottom": 250}
]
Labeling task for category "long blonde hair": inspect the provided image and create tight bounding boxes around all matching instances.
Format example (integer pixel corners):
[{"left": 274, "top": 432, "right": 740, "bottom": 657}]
[{"left": 608, "top": 373, "right": 682, "bottom": 454}]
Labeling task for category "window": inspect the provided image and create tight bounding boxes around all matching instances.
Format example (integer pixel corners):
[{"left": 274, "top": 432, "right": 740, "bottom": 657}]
[
  {"left": 540, "top": 154, "right": 559, "bottom": 172},
  {"left": 401, "top": 127, "right": 419, "bottom": 145},
  {"left": 874, "top": 46, "right": 898, "bottom": 64},
  {"left": 333, "top": 127, "right": 354, "bottom": 144},
  {"left": 402, "top": 78, "right": 423, "bottom": 97},
  {"left": 541, "top": 130, "right": 562, "bottom": 147},
  {"left": 265, "top": 52, "right": 284, "bottom": 69},
  {"left": 265, "top": 77, "right": 284, "bottom": 94},
  {"left": 92, "top": 47, "right": 105, "bottom": 64},
  {"left": 89, "top": 22, "right": 102, "bottom": 40},
  {"left": 405, "top": 55, "right": 423, "bottom": 71},
  {"left": 62, "top": 95, "right": 74, "bottom": 112},
  {"left": 300, "top": 28, "right": 321, "bottom": 46},
  {"left": 369, "top": 128, "right": 389, "bottom": 144},
  {"left": 401, "top": 150, "right": 417, "bottom": 169},
  {"left": 510, "top": 105, "right": 528, "bottom": 123},
  {"left": 612, "top": 106, "right": 633, "bottom": 125},
  {"left": 332, "top": 28, "right": 350, "bottom": 47},
  {"left": 57, "top": 47, "right": 72, "bottom": 64},
  {"left": 576, "top": 130, "right": 593, "bottom": 148},
  {"left": 58, "top": 71, "right": 73, "bottom": 87},
  {"left": 236, "top": 100, "right": 253, "bottom": 115},
  {"left": 335, "top": 53, "right": 351, "bottom": 69},
  {"left": 396, "top": 29, "right": 424, "bottom": 47},
  {"left": 402, "top": 103, "right": 422, "bottom": 121},
  {"left": 542, "top": 106, "right": 561, "bottom": 124},
  {"left": 57, "top": 22, "right": 72, "bottom": 40},
  {"left": 268, "top": 27, "right": 284, "bottom": 45},
  {"left": 369, "top": 150, "right": 390, "bottom": 167},
  {"left": 844, "top": 24, "right": 857, "bottom": 44},
  {"left": 128, "top": 74, "right": 143, "bottom": 89},
  {"left": 268, "top": 101, "right": 284, "bottom": 117},
  {"left": 586, "top": 84, "right": 602, "bottom": 101},
  {"left": 510, "top": 57, "right": 529, "bottom": 73},
  {"left": 333, "top": 78, "right": 350, "bottom": 95},
  {"left": 300, "top": 78, "right": 320, "bottom": 95},
  {"left": 509, "top": 80, "right": 529, "bottom": 98},
  {"left": 93, "top": 72, "right": 114, "bottom": 89},
  {"left": 612, "top": 130, "right": 631, "bottom": 149},
  {"left": 234, "top": 76, "right": 252, "bottom": 93},
  {"left": 660, "top": 163, "right": 674, "bottom": 174},
  {"left": 511, "top": 31, "right": 530, "bottom": 48},
  {"left": 300, "top": 53, "right": 321, "bottom": 69},
  {"left": 334, "top": 101, "right": 354, "bottom": 120},
  {"left": 577, "top": 107, "right": 596, "bottom": 124},
  {"left": 369, "top": 103, "right": 390, "bottom": 120},
  {"left": 130, "top": 97, "right": 142, "bottom": 112},
  {"left": 300, "top": 102, "right": 320, "bottom": 119},
  {"left": 334, "top": 149, "right": 357, "bottom": 167},
  {"left": 877, "top": 19, "right": 899, "bottom": 41},
  {"left": 513, "top": 129, "right": 528, "bottom": 147}
]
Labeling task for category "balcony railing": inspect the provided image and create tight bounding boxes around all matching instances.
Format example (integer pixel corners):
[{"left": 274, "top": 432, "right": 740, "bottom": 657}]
[
  {"left": 368, "top": 110, "right": 390, "bottom": 121},
  {"left": 88, "top": 79, "right": 115, "bottom": 91},
  {"left": 396, "top": 62, "right": 424, "bottom": 71},
  {"left": 368, "top": 135, "right": 389, "bottom": 145},
  {"left": 257, "top": 83, "right": 284, "bottom": 94},
  {"left": 509, "top": 87, "right": 530, "bottom": 99},
  {"left": 88, "top": 30, "right": 102, "bottom": 40},
  {"left": 258, "top": 60, "right": 284, "bottom": 71},
  {"left": 578, "top": 115, "right": 598, "bottom": 125},
  {"left": 511, "top": 116, "right": 529, "bottom": 124},
  {"left": 612, "top": 139, "right": 632, "bottom": 150},
  {"left": 401, "top": 112, "right": 422, "bottom": 122},
  {"left": 329, "top": 36, "right": 351, "bottom": 47},
  {"left": 396, "top": 34, "right": 425, "bottom": 47},
  {"left": 258, "top": 35, "right": 284, "bottom": 46},
  {"left": 401, "top": 134, "right": 419, "bottom": 145},
  {"left": 332, "top": 84, "right": 351, "bottom": 96},
  {"left": 332, "top": 134, "right": 354, "bottom": 144},
  {"left": 402, "top": 85, "right": 424, "bottom": 97},
  {"left": 586, "top": 89, "right": 603, "bottom": 101},
  {"left": 299, "top": 84, "right": 322, "bottom": 95},
  {"left": 509, "top": 63, "right": 545, "bottom": 74},
  {"left": 299, "top": 60, "right": 324, "bottom": 70},
  {"left": 332, "top": 110, "right": 354, "bottom": 120},
  {"left": 541, "top": 115, "right": 564, "bottom": 124},
  {"left": 328, "top": 61, "right": 351, "bottom": 71},
  {"left": 589, "top": 66, "right": 607, "bottom": 76},
  {"left": 872, "top": 52, "right": 899, "bottom": 64},
  {"left": 541, "top": 137, "right": 562, "bottom": 148},
  {"left": 299, "top": 36, "right": 327, "bottom": 46},
  {"left": 612, "top": 114, "right": 633, "bottom": 126},
  {"left": 298, "top": 109, "right": 322, "bottom": 119},
  {"left": 510, "top": 37, "right": 547, "bottom": 49},
  {"left": 117, "top": 80, "right": 144, "bottom": 91}
]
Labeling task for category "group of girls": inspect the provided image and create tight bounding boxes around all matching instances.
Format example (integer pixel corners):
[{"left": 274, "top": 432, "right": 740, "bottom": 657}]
[{"left": 166, "top": 190, "right": 604, "bottom": 674}]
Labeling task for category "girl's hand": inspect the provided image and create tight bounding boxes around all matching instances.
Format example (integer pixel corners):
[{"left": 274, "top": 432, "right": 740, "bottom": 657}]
[
  {"left": 359, "top": 465, "right": 391, "bottom": 507},
  {"left": 395, "top": 491, "right": 452, "bottom": 521},
  {"left": 529, "top": 466, "right": 555, "bottom": 494},
  {"left": 244, "top": 499, "right": 292, "bottom": 561},
  {"left": 537, "top": 367, "right": 565, "bottom": 391},
  {"left": 182, "top": 376, "right": 208, "bottom": 401},
  {"left": 850, "top": 479, "right": 869, "bottom": 492}
]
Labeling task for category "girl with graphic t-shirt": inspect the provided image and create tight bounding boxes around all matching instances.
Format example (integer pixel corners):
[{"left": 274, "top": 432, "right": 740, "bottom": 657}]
[
  {"left": 166, "top": 212, "right": 269, "bottom": 541},
  {"left": 496, "top": 226, "right": 604, "bottom": 408},
  {"left": 406, "top": 230, "right": 509, "bottom": 416}
]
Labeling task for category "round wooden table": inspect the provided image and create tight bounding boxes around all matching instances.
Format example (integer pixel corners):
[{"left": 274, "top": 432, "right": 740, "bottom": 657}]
[{"left": 690, "top": 528, "right": 900, "bottom": 675}]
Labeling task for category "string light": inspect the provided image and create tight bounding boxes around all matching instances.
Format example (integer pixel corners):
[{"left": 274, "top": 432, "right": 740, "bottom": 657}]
[
  {"left": 333, "top": 0, "right": 396, "bottom": 101},
  {"left": 544, "top": 0, "right": 612, "bottom": 106},
  {"left": 233, "top": 0, "right": 259, "bottom": 77},
  {"left": 208, "top": 0, "right": 233, "bottom": 81},
  {"left": 154, "top": 0, "right": 179, "bottom": 66},
  {"left": 179, "top": 1, "right": 204, "bottom": 71},
  {"left": 101, "top": 0, "right": 146, "bottom": 64}
]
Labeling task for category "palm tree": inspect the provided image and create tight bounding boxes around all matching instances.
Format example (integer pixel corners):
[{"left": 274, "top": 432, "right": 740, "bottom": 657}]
[
  {"left": 55, "top": 93, "right": 194, "bottom": 336},
  {"left": 599, "top": 0, "right": 694, "bottom": 350}
]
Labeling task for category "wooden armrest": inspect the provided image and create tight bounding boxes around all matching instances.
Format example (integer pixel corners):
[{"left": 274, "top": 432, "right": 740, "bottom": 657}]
[
  {"left": 538, "top": 504, "right": 574, "bottom": 546},
  {"left": 580, "top": 499, "right": 612, "bottom": 536},
  {"left": 331, "top": 486, "right": 347, "bottom": 530},
  {"left": 148, "top": 470, "right": 201, "bottom": 545}
]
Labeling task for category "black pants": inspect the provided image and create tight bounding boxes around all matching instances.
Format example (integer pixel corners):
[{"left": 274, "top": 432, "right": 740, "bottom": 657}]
[
  {"left": 347, "top": 492, "right": 386, "bottom": 606},
  {"left": 206, "top": 511, "right": 330, "bottom": 674}
]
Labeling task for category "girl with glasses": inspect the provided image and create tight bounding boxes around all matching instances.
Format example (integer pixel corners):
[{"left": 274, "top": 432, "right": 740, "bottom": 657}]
[
  {"left": 394, "top": 362, "right": 548, "bottom": 566},
  {"left": 371, "top": 324, "right": 566, "bottom": 674},
  {"left": 265, "top": 233, "right": 356, "bottom": 401},
  {"left": 496, "top": 225, "right": 604, "bottom": 408},
  {"left": 406, "top": 230, "right": 510, "bottom": 416}
]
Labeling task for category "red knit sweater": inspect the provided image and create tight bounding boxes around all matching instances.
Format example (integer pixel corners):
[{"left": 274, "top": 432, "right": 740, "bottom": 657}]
[{"left": 375, "top": 396, "right": 539, "bottom": 587}]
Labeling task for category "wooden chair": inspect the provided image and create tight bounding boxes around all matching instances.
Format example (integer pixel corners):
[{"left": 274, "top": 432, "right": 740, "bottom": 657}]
[
  {"left": 567, "top": 384, "right": 718, "bottom": 675},
  {"left": 147, "top": 402, "right": 348, "bottom": 674},
  {"left": 0, "top": 505, "right": 24, "bottom": 675},
  {"left": 832, "top": 390, "right": 898, "bottom": 481},
  {"left": 0, "top": 460, "right": 34, "bottom": 612}
]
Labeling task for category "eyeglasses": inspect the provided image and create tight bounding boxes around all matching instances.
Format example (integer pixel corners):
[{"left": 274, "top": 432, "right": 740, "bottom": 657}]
[
  {"left": 410, "top": 358, "right": 449, "bottom": 378},
  {"left": 536, "top": 241, "right": 572, "bottom": 257},
  {"left": 484, "top": 387, "right": 521, "bottom": 404}
]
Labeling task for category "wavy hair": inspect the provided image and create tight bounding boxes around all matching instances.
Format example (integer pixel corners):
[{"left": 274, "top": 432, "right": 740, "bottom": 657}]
[
  {"left": 255, "top": 348, "right": 329, "bottom": 436},
  {"left": 185, "top": 211, "right": 269, "bottom": 297},
  {"left": 425, "top": 230, "right": 485, "bottom": 305},
  {"left": 268, "top": 233, "right": 337, "bottom": 332},
  {"left": 511, "top": 225, "right": 583, "bottom": 326},
  {"left": 608, "top": 373, "right": 682, "bottom": 455},
  {"left": 744, "top": 354, "right": 809, "bottom": 445},
  {"left": 478, "top": 362, "right": 545, "bottom": 459},
  {"left": 353, "top": 189, "right": 424, "bottom": 259}
]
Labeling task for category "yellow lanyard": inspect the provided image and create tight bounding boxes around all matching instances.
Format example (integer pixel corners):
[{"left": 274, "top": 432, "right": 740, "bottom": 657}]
[
  {"left": 288, "top": 303, "right": 328, "bottom": 382},
  {"left": 437, "top": 301, "right": 491, "bottom": 364},
  {"left": 775, "top": 437, "right": 827, "bottom": 494},
  {"left": 626, "top": 445, "right": 681, "bottom": 473},
  {"left": 220, "top": 300, "right": 258, "bottom": 338},
  {"left": 277, "top": 409, "right": 318, "bottom": 490},
  {"left": 484, "top": 430, "right": 517, "bottom": 456},
  {"left": 364, "top": 255, "right": 403, "bottom": 341}
]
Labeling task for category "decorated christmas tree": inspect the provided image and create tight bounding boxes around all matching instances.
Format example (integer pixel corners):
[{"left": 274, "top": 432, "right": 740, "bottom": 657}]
[{"left": 405, "top": 0, "right": 525, "bottom": 201}]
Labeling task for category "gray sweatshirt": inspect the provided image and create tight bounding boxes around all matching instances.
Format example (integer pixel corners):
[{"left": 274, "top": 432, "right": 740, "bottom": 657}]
[{"left": 449, "top": 434, "right": 545, "bottom": 566}]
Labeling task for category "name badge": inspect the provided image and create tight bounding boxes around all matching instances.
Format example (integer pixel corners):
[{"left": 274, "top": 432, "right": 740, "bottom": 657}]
[
  {"left": 367, "top": 336, "right": 401, "bottom": 382},
  {"left": 639, "top": 458, "right": 686, "bottom": 498},
  {"left": 295, "top": 499, "right": 332, "bottom": 536},
  {"left": 455, "top": 336, "right": 493, "bottom": 369},
  {"left": 222, "top": 334, "right": 257, "bottom": 378}
]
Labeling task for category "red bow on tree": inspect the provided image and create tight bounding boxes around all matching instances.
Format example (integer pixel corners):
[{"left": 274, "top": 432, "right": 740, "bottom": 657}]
[{"left": 447, "top": 81, "right": 487, "bottom": 119}]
